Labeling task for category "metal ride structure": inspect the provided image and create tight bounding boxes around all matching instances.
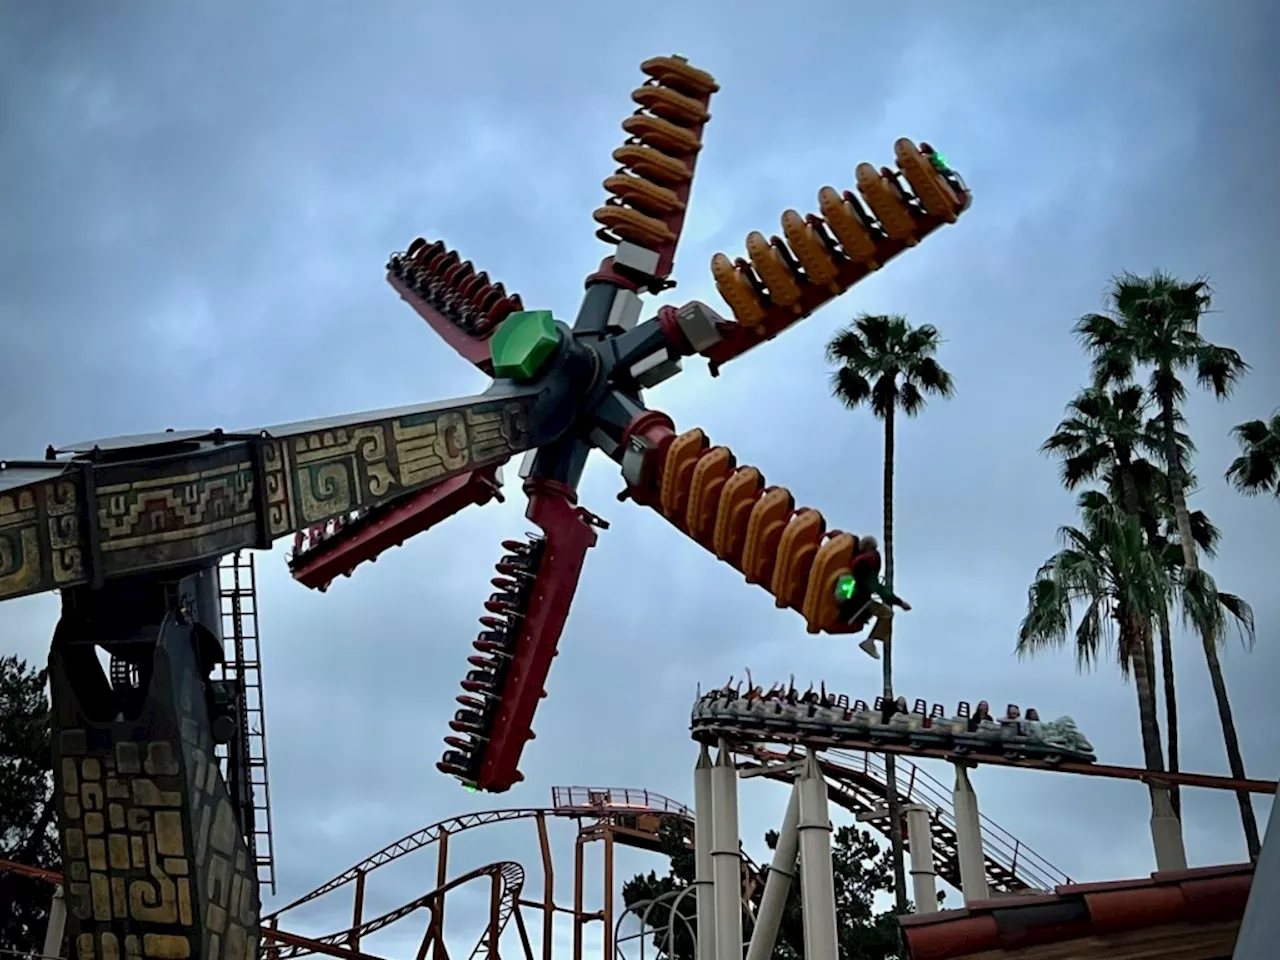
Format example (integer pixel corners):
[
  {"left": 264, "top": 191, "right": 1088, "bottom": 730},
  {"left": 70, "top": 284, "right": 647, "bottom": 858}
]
[
  {"left": 1, "top": 786, "right": 751, "bottom": 960},
  {"left": 683, "top": 682, "right": 1278, "bottom": 960},
  {"left": 257, "top": 785, "right": 743, "bottom": 960},
  {"left": 0, "top": 53, "right": 969, "bottom": 959},
  {"left": 4, "top": 770, "right": 1078, "bottom": 960},
  {"left": 291, "top": 57, "right": 970, "bottom": 794}
]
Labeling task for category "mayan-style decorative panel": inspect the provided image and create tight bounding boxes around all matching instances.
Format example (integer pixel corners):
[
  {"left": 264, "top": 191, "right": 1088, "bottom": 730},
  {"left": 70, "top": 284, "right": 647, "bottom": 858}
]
[
  {"left": 262, "top": 398, "right": 532, "bottom": 538},
  {"left": 50, "top": 622, "right": 259, "bottom": 960},
  {"left": 94, "top": 446, "right": 261, "bottom": 579},
  {"left": 0, "top": 467, "right": 91, "bottom": 601}
]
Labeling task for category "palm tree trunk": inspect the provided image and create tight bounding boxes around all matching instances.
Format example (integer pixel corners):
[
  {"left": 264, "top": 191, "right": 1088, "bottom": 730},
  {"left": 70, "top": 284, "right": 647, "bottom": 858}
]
[
  {"left": 882, "top": 407, "right": 909, "bottom": 914},
  {"left": 1156, "top": 604, "right": 1181, "bottom": 817},
  {"left": 1126, "top": 615, "right": 1167, "bottom": 775},
  {"left": 1202, "top": 628, "right": 1261, "bottom": 858},
  {"left": 1160, "top": 387, "right": 1261, "bottom": 857}
]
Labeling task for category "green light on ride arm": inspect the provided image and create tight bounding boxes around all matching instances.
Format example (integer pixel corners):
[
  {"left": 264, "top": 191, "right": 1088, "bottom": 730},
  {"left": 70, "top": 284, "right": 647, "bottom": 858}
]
[{"left": 834, "top": 573, "right": 856, "bottom": 602}]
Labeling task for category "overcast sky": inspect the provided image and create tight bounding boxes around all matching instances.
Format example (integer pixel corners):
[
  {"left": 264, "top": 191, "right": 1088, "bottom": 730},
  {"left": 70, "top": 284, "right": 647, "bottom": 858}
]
[{"left": 2, "top": 0, "right": 1278, "bottom": 955}]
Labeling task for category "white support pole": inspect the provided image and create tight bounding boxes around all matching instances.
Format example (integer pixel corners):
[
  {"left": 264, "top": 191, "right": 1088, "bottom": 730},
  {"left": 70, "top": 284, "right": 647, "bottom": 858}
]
[
  {"left": 694, "top": 744, "right": 717, "bottom": 960},
  {"left": 951, "top": 763, "right": 989, "bottom": 904},
  {"left": 43, "top": 886, "right": 66, "bottom": 959},
  {"left": 711, "top": 741, "right": 744, "bottom": 960},
  {"left": 744, "top": 784, "right": 800, "bottom": 960},
  {"left": 1149, "top": 785, "right": 1189, "bottom": 872},
  {"left": 902, "top": 805, "right": 938, "bottom": 914},
  {"left": 797, "top": 750, "right": 839, "bottom": 960}
]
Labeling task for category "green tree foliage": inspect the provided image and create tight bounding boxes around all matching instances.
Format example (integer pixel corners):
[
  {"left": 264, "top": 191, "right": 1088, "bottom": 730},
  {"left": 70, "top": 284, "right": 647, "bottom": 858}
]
[
  {"left": 0, "top": 655, "right": 60, "bottom": 956},
  {"left": 1227, "top": 411, "right": 1280, "bottom": 500},
  {"left": 621, "top": 816, "right": 902, "bottom": 960},
  {"left": 1074, "top": 270, "right": 1260, "bottom": 856}
]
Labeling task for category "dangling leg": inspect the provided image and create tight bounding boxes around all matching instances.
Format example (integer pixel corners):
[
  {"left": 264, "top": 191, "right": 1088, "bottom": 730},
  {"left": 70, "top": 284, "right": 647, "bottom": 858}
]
[{"left": 858, "top": 603, "right": 894, "bottom": 659}]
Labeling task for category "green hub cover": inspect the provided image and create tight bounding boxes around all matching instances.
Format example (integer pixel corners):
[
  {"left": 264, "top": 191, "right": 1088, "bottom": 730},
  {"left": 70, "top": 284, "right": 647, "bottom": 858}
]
[{"left": 490, "top": 310, "right": 563, "bottom": 381}]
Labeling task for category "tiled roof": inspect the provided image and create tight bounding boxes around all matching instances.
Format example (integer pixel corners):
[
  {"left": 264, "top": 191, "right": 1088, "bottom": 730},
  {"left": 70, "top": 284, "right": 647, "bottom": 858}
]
[{"left": 899, "top": 861, "right": 1254, "bottom": 960}]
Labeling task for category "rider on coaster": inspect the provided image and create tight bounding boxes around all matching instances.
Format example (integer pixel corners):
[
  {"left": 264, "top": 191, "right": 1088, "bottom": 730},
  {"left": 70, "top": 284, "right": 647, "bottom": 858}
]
[{"left": 836, "top": 536, "right": 911, "bottom": 660}]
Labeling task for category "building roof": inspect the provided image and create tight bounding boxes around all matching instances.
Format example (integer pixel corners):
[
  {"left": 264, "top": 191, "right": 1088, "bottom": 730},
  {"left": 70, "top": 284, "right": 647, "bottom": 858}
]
[{"left": 899, "top": 861, "right": 1254, "bottom": 960}]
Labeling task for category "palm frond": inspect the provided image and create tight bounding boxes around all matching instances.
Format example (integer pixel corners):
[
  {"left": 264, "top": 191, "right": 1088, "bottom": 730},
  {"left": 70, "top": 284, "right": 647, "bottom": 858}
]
[
  {"left": 1226, "top": 413, "right": 1280, "bottom": 498},
  {"left": 824, "top": 312, "right": 954, "bottom": 422}
]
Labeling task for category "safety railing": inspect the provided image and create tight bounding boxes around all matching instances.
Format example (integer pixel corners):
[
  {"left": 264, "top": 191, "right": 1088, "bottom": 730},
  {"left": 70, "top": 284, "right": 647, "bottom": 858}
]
[
  {"left": 551, "top": 785, "right": 693, "bottom": 818},
  {"left": 825, "top": 747, "right": 1072, "bottom": 891}
]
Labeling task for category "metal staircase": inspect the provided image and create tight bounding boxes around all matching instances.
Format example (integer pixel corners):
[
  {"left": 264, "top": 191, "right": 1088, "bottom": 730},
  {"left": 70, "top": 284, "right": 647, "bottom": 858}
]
[
  {"left": 217, "top": 551, "right": 277, "bottom": 895},
  {"left": 738, "top": 745, "right": 1071, "bottom": 896}
]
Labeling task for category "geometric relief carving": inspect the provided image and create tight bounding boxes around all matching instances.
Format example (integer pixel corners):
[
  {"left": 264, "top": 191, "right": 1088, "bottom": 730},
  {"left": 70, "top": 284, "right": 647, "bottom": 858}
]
[
  {"left": 0, "top": 476, "right": 90, "bottom": 600},
  {"left": 50, "top": 619, "right": 259, "bottom": 960},
  {"left": 270, "top": 396, "right": 535, "bottom": 535}
]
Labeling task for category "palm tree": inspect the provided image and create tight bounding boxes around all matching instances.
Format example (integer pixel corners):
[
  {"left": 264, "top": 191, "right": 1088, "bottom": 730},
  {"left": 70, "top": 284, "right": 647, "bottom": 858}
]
[
  {"left": 1227, "top": 411, "right": 1280, "bottom": 499},
  {"left": 1127, "top": 459, "right": 1255, "bottom": 815},
  {"left": 1074, "top": 271, "right": 1259, "bottom": 857},
  {"left": 825, "top": 313, "right": 955, "bottom": 914},
  {"left": 1019, "top": 490, "right": 1170, "bottom": 792},
  {"left": 1041, "top": 387, "right": 1193, "bottom": 812}
]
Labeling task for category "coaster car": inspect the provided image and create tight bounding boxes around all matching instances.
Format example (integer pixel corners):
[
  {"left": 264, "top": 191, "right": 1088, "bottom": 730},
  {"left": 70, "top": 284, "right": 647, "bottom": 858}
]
[{"left": 690, "top": 684, "right": 1097, "bottom": 764}]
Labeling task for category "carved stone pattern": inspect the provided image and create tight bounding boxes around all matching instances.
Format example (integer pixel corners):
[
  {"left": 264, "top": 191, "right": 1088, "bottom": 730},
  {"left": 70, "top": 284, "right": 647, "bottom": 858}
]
[
  {"left": 0, "top": 478, "right": 88, "bottom": 601},
  {"left": 176, "top": 662, "right": 259, "bottom": 960},
  {"left": 55, "top": 637, "right": 259, "bottom": 960},
  {"left": 261, "top": 441, "right": 294, "bottom": 538},
  {"left": 281, "top": 402, "right": 525, "bottom": 531},
  {"left": 0, "top": 486, "right": 42, "bottom": 596},
  {"left": 96, "top": 463, "right": 257, "bottom": 552},
  {"left": 59, "top": 727, "right": 202, "bottom": 960}
]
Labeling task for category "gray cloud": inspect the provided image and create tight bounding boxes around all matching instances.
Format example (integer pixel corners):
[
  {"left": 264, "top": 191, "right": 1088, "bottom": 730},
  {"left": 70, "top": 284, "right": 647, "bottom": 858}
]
[{"left": 3, "top": 0, "right": 1277, "bottom": 951}]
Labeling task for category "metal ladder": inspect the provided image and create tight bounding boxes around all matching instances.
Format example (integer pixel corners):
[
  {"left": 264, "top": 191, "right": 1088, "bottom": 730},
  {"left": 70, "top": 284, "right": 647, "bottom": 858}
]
[{"left": 217, "top": 551, "right": 277, "bottom": 895}]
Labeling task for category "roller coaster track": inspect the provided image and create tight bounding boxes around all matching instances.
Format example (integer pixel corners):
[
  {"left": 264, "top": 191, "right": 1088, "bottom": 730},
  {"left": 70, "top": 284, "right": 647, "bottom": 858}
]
[
  {"left": 269, "top": 789, "right": 695, "bottom": 919},
  {"left": 738, "top": 746, "right": 1073, "bottom": 895},
  {"left": 270, "top": 861, "right": 525, "bottom": 960},
  {"left": 697, "top": 723, "right": 1278, "bottom": 794}
]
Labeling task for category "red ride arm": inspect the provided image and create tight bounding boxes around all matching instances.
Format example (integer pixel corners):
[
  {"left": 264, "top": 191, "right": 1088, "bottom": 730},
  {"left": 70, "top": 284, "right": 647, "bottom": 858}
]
[{"left": 473, "top": 480, "right": 601, "bottom": 792}]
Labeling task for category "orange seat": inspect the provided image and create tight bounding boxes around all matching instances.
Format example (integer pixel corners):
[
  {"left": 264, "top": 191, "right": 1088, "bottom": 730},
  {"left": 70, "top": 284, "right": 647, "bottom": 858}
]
[
  {"left": 686, "top": 446, "right": 736, "bottom": 545},
  {"left": 742, "top": 487, "right": 794, "bottom": 585},
  {"left": 713, "top": 466, "right": 764, "bottom": 566},
  {"left": 660, "top": 429, "right": 708, "bottom": 525},
  {"left": 770, "top": 509, "right": 825, "bottom": 609},
  {"left": 801, "top": 531, "right": 856, "bottom": 633}
]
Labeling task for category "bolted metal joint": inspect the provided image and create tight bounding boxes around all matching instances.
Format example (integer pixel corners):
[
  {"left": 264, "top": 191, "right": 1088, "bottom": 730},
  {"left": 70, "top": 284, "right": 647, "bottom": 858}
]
[
  {"left": 620, "top": 436, "right": 655, "bottom": 489},
  {"left": 675, "top": 301, "right": 725, "bottom": 353},
  {"left": 606, "top": 289, "right": 643, "bottom": 333},
  {"left": 615, "top": 241, "right": 662, "bottom": 278},
  {"left": 630, "top": 350, "right": 683, "bottom": 389}
]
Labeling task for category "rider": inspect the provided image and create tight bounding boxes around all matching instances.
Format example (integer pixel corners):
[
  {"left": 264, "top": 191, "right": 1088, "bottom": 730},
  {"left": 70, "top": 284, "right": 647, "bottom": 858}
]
[{"left": 835, "top": 536, "right": 911, "bottom": 659}]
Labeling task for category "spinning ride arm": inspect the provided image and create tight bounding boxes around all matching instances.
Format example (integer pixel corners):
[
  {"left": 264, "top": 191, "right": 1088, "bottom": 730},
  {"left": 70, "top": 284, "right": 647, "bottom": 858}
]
[
  {"left": 698, "top": 138, "right": 968, "bottom": 375},
  {"left": 0, "top": 384, "right": 566, "bottom": 603},
  {"left": 441, "top": 479, "right": 605, "bottom": 793},
  {"left": 614, "top": 411, "right": 884, "bottom": 634}
]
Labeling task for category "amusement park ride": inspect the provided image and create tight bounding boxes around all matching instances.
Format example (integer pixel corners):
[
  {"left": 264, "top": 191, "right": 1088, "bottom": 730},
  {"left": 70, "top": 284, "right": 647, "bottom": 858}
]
[{"left": 2, "top": 52, "right": 1271, "bottom": 960}]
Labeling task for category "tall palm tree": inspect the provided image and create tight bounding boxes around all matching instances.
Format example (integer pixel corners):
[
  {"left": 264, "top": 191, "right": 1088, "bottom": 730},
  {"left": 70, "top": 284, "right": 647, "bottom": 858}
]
[
  {"left": 825, "top": 313, "right": 955, "bottom": 914},
  {"left": 1074, "top": 271, "right": 1259, "bottom": 857},
  {"left": 1041, "top": 387, "right": 1193, "bottom": 811},
  {"left": 1227, "top": 411, "right": 1280, "bottom": 499},
  {"left": 1127, "top": 459, "right": 1255, "bottom": 815},
  {"left": 1019, "top": 489, "right": 1170, "bottom": 779}
]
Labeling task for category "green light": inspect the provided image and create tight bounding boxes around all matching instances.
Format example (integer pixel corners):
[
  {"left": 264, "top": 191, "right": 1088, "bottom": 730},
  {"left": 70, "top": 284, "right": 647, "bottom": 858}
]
[
  {"left": 929, "top": 151, "right": 950, "bottom": 173},
  {"left": 834, "top": 573, "right": 856, "bottom": 601},
  {"left": 464, "top": 783, "right": 477, "bottom": 792}
]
